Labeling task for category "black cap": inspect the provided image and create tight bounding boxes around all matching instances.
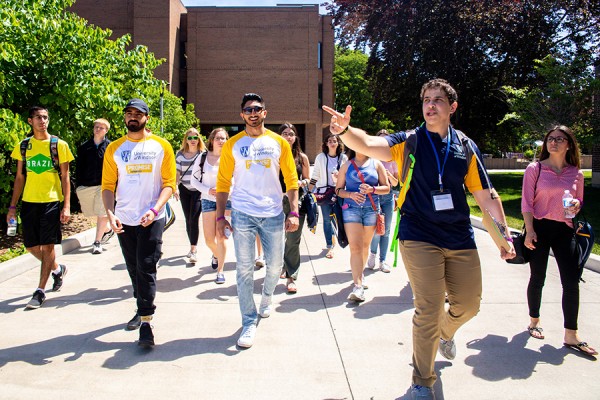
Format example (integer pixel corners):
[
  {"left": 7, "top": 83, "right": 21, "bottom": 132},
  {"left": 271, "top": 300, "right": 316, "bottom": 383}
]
[{"left": 124, "top": 98, "right": 149, "bottom": 115}]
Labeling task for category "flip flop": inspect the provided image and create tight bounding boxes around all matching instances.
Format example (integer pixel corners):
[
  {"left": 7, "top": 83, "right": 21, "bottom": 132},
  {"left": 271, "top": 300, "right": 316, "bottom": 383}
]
[
  {"left": 287, "top": 281, "right": 297, "bottom": 294},
  {"left": 325, "top": 249, "right": 334, "bottom": 259},
  {"left": 527, "top": 326, "right": 544, "bottom": 340},
  {"left": 564, "top": 342, "right": 598, "bottom": 357}
]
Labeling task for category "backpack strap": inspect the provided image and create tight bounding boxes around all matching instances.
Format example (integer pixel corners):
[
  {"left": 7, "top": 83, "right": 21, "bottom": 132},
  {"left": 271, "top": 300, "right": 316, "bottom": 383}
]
[
  {"left": 20, "top": 137, "right": 31, "bottom": 176},
  {"left": 50, "top": 135, "right": 61, "bottom": 177},
  {"left": 198, "top": 151, "right": 208, "bottom": 183}
]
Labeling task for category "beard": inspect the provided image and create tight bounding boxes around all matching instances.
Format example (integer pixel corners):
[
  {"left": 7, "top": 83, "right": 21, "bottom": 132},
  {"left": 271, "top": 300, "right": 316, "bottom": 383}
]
[{"left": 126, "top": 120, "right": 146, "bottom": 132}]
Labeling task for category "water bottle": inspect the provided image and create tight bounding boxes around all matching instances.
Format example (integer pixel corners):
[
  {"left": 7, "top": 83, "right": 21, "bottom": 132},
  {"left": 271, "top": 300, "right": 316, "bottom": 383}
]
[
  {"left": 562, "top": 190, "right": 575, "bottom": 218},
  {"left": 7, "top": 218, "right": 17, "bottom": 237},
  {"left": 224, "top": 226, "right": 232, "bottom": 238}
]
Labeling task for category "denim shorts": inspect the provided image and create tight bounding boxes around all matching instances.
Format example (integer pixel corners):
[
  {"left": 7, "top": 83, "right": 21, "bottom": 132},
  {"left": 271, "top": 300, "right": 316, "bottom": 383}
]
[
  {"left": 201, "top": 198, "right": 231, "bottom": 213},
  {"left": 342, "top": 203, "right": 378, "bottom": 226}
]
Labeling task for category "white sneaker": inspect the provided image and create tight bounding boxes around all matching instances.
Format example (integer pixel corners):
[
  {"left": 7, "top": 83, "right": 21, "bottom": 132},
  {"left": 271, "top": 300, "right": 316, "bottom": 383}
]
[
  {"left": 379, "top": 260, "right": 391, "bottom": 273},
  {"left": 367, "top": 252, "right": 376, "bottom": 269},
  {"left": 347, "top": 285, "right": 365, "bottom": 302},
  {"left": 259, "top": 297, "right": 272, "bottom": 318},
  {"left": 438, "top": 337, "right": 456, "bottom": 360},
  {"left": 255, "top": 256, "right": 265, "bottom": 269},
  {"left": 92, "top": 241, "right": 103, "bottom": 254},
  {"left": 361, "top": 274, "right": 368, "bottom": 289},
  {"left": 189, "top": 252, "right": 197, "bottom": 263},
  {"left": 237, "top": 324, "right": 256, "bottom": 348}
]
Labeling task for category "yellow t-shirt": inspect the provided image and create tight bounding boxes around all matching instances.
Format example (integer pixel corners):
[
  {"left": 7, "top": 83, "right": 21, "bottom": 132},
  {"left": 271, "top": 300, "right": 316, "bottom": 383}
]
[{"left": 11, "top": 136, "right": 75, "bottom": 203}]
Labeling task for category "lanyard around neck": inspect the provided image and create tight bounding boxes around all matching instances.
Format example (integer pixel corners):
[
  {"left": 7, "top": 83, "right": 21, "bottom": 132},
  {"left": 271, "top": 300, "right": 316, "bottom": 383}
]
[{"left": 425, "top": 126, "right": 451, "bottom": 191}]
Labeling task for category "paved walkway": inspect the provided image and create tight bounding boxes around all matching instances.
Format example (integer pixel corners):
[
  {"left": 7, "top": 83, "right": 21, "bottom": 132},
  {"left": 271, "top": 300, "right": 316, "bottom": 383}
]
[{"left": 1, "top": 201, "right": 599, "bottom": 399}]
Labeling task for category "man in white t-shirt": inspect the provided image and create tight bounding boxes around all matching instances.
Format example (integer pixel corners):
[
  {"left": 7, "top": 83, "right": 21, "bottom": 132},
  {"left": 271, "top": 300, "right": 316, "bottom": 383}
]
[
  {"left": 216, "top": 93, "right": 299, "bottom": 348},
  {"left": 102, "top": 99, "right": 176, "bottom": 348}
]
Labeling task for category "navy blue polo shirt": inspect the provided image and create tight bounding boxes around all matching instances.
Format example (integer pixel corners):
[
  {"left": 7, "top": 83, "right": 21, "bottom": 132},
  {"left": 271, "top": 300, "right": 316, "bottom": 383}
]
[{"left": 385, "top": 126, "right": 490, "bottom": 250}]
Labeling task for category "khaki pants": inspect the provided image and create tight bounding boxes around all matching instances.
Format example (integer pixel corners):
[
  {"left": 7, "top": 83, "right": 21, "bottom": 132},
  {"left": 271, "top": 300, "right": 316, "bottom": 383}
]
[{"left": 400, "top": 240, "right": 482, "bottom": 387}]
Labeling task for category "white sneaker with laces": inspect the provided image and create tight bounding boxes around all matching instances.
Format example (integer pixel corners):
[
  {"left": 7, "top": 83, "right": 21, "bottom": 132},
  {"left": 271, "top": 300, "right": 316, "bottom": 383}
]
[
  {"left": 258, "top": 297, "right": 272, "bottom": 318},
  {"left": 237, "top": 324, "right": 256, "bottom": 348},
  {"left": 347, "top": 285, "right": 365, "bottom": 302},
  {"left": 189, "top": 252, "right": 197, "bottom": 263},
  {"left": 367, "top": 252, "right": 376, "bottom": 269},
  {"left": 438, "top": 337, "right": 456, "bottom": 360},
  {"left": 379, "top": 260, "right": 391, "bottom": 273}
]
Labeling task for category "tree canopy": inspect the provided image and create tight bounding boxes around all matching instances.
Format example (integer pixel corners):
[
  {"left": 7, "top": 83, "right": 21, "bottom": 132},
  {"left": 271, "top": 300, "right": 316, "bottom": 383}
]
[
  {"left": 325, "top": 0, "right": 599, "bottom": 153},
  {"left": 0, "top": 0, "right": 199, "bottom": 212}
]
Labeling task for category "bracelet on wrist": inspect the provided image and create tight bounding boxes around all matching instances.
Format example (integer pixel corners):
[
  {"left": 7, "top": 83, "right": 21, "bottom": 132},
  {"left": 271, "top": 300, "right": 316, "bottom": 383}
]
[
  {"left": 288, "top": 211, "right": 300, "bottom": 218},
  {"left": 337, "top": 128, "right": 348, "bottom": 136},
  {"left": 8, "top": 205, "right": 16, "bottom": 210},
  {"left": 371, "top": 186, "right": 376, "bottom": 194},
  {"left": 506, "top": 236, "right": 514, "bottom": 243},
  {"left": 149, "top": 207, "right": 158, "bottom": 216},
  {"left": 216, "top": 216, "right": 226, "bottom": 222}
]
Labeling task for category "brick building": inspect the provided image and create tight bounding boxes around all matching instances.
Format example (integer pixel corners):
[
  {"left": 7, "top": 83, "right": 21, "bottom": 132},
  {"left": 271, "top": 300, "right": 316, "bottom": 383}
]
[{"left": 71, "top": 0, "right": 334, "bottom": 160}]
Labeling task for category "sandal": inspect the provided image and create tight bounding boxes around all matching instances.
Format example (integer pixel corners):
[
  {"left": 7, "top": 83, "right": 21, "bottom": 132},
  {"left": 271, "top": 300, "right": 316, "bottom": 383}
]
[
  {"left": 325, "top": 248, "right": 334, "bottom": 259},
  {"left": 287, "top": 281, "right": 297, "bottom": 294},
  {"left": 527, "top": 326, "right": 545, "bottom": 340},
  {"left": 564, "top": 342, "right": 598, "bottom": 357}
]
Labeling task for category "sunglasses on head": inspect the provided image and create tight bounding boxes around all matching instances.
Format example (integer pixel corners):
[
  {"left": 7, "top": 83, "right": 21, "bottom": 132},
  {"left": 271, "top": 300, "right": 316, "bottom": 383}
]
[
  {"left": 187, "top": 136, "right": 199, "bottom": 140},
  {"left": 242, "top": 106, "right": 264, "bottom": 115}
]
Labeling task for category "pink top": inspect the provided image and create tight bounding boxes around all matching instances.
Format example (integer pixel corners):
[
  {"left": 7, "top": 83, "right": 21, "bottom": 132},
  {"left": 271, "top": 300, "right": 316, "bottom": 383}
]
[
  {"left": 521, "top": 162, "right": 584, "bottom": 228},
  {"left": 382, "top": 160, "right": 398, "bottom": 176}
]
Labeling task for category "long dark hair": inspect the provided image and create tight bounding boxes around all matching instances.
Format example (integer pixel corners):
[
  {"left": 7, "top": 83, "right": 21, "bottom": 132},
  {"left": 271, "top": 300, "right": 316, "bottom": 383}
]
[
  {"left": 278, "top": 122, "right": 304, "bottom": 169},
  {"left": 321, "top": 133, "right": 345, "bottom": 156},
  {"left": 539, "top": 125, "right": 580, "bottom": 168}
]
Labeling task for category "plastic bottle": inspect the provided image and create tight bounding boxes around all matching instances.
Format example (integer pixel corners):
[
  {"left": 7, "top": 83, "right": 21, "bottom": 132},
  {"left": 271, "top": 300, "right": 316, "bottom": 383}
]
[
  {"left": 7, "top": 218, "right": 17, "bottom": 237},
  {"left": 562, "top": 190, "right": 575, "bottom": 218},
  {"left": 224, "top": 226, "right": 232, "bottom": 238}
]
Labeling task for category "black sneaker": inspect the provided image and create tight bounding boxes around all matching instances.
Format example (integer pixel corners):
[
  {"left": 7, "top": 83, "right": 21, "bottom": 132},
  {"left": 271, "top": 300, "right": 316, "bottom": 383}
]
[
  {"left": 26, "top": 290, "right": 46, "bottom": 309},
  {"left": 52, "top": 264, "right": 67, "bottom": 292},
  {"left": 127, "top": 313, "right": 141, "bottom": 330},
  {"left": 101, "top": 229, "right": 115, "bottom": 244},
  {"left": 138, "top": 322, "right": 155, "bottom": 348},
  {"left": 211, "top": 255, "right": 218, "bottom": 270}
]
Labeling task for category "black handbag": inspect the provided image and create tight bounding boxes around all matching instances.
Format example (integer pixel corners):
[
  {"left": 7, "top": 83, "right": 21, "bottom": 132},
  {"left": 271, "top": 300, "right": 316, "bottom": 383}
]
[{"left": 506, "top": 228, "right": 529, "bottom": 264}]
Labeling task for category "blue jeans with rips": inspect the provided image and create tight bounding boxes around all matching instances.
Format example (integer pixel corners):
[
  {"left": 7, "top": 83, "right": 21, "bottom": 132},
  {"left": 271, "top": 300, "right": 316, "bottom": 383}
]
[{"left": 231, "top": 209, "right": 285, "bottom": 327}]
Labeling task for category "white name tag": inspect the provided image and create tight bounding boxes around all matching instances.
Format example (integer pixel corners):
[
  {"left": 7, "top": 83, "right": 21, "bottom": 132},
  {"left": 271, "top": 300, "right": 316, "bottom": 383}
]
[{"left": 431, "top": 190, "right": 454, "bottom": 211}]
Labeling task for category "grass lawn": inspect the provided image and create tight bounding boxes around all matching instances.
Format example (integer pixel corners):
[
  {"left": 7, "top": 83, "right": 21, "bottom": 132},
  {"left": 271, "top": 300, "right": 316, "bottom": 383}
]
[{"left": 467, "top": 171, "right": 600, "bottom": 255}]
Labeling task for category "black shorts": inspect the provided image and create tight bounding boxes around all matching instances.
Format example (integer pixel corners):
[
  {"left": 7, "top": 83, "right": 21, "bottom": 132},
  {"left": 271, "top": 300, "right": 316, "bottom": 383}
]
[{"left": 21, "top": 201, "right": 62, "bottom": 248}]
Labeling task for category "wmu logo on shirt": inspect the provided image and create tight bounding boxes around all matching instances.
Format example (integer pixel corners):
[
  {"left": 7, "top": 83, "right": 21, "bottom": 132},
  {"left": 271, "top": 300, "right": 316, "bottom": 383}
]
[
  {"left": 240, "top": 146, "right": 250, "bottom": 158},
  {"left": 121, "top": 150, "right": 131, "bottom": 162}
]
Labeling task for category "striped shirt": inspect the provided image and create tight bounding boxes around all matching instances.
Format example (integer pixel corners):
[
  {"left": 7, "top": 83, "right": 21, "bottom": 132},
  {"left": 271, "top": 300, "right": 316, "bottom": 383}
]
[{"left": 176, "top": 151, "right": 201, "bottom": 191}]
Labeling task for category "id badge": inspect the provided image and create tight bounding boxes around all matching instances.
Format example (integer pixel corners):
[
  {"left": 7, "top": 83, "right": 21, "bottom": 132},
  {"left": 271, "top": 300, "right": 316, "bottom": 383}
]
[
  {"left": 128, "top": 174, "right": 141, "bottom": 186},
  {"left": 431, "top": 190, "right": 454, "bottom": 211}
]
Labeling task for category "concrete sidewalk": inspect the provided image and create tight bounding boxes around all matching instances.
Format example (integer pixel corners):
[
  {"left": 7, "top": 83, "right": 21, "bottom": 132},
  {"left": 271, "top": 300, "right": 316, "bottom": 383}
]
[{"left": 1, "top": 201, "right": 599, "bottom": 399}]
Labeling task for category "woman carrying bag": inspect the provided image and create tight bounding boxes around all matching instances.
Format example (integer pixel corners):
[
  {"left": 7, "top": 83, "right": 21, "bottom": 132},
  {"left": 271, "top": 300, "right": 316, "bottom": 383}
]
[{"left": 521, "top": 125, "right": 597, "bottom": 356}]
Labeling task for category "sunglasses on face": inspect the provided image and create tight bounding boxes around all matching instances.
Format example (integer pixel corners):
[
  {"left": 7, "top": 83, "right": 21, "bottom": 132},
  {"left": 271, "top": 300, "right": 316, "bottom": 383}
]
[
  {"left": 187, "top": 136, "right": 199, "bottom": 140},
  {"left": 242, "top": 106, "right": 264, "bottom": 115},
  {"left": 547, "top": 136, "right": 567, "bottom": 144}
]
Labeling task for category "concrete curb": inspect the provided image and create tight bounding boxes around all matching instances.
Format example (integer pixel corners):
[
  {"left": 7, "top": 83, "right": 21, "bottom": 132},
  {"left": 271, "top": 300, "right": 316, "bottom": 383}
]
[
  {"left": 471, "top": 215, "right": 600, "bottom": 274},
  {"left": 0, "top": 227, "right": 96, "bottom": 284}
]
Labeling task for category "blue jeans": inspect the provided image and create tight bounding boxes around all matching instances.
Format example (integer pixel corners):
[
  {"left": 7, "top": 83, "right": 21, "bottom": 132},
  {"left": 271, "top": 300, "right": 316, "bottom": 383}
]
[
  {"left": 319, "top": 202, "right": 335, "bottom": 248},
  {"left": 231, "top": 209, "right": 285, "bottom": 327},
  {"left": 370, "top": 192, "right": 394, "bottom": 261}
]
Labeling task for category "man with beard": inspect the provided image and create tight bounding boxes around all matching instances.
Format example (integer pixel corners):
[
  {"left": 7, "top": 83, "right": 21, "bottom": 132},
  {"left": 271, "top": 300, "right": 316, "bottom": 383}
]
[
  {"left": 216, "top": 93, "right": 299, "bottom": 348},
  {"left": 102, "top": 99, "right": 176, "bottom": 347}
]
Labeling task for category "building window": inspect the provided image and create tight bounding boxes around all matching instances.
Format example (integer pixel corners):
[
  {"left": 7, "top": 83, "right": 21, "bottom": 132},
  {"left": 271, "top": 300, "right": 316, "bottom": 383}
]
[
  {"left": 318, "top": 83, "right": 323, "bottom": 108},
  {"left": 318, "top": 42, "right": 322, "bottom": 69}
]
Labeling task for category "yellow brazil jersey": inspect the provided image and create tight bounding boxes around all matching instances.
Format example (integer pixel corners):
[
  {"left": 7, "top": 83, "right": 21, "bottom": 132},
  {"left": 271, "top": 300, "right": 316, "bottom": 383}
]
[
  {"left": 102, "top": 134, "right": 176, "bottom": 226},
  {"left": 11, "top": 136, "right": 74, "bottom": 203}
]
